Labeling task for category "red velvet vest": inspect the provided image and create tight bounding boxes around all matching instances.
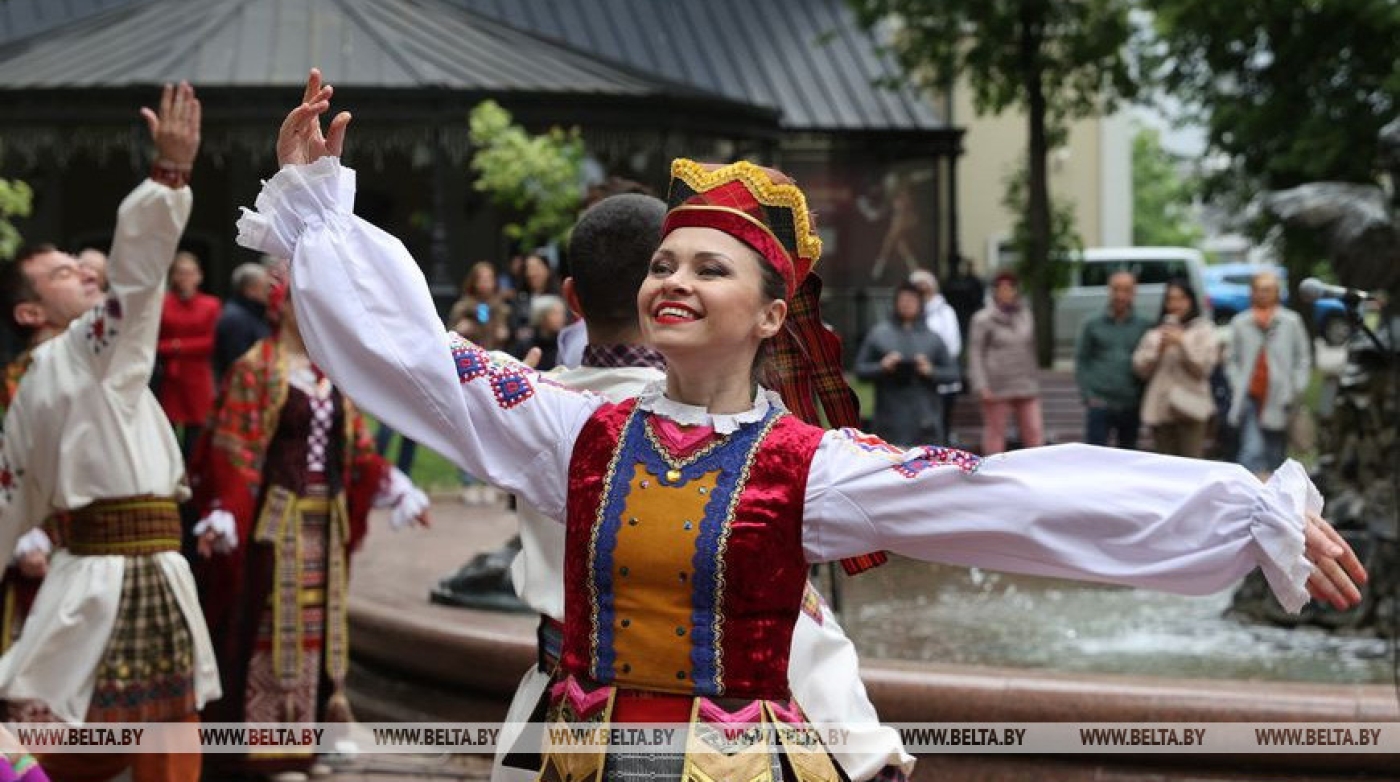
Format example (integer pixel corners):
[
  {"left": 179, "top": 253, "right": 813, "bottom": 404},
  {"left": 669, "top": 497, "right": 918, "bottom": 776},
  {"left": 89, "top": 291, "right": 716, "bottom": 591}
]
[{"left": 561, "top": 398, "right": 825, "bottom": 701}]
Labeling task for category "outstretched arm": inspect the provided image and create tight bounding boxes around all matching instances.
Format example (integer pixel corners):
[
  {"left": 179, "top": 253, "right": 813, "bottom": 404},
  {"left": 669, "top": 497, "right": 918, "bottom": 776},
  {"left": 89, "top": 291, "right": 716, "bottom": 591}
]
[
  {"left": 803, "top": 435, "right": 1365, "bottom": 614},
  {"left": 237, "top": 71, "right": 601, "bottom": 521},
  {"left": 73, "top": 82, "right": 198, "bottom": 394}
]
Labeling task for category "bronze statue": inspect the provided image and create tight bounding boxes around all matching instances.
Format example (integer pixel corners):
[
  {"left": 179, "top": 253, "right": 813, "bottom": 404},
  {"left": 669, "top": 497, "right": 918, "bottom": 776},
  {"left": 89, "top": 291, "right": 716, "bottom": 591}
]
[{"left": 1230, "top": 119, "right": 1399, "bottom": 633}]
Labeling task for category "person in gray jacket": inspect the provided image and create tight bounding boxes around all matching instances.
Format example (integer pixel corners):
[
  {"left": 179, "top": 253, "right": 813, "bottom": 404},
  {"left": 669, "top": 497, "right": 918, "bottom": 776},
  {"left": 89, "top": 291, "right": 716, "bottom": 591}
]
[
  {"left": 1226, "top": 270, "right": 1311, "bottom": 476},
  {"left": 855, "top": 282, "right": 960, "bottom": 446}
]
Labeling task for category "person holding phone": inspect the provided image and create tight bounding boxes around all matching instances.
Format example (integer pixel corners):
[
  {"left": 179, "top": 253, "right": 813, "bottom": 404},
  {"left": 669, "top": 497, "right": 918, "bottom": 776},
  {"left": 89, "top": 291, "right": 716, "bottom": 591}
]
[
  {"left": 1134, "top": 279, "right": 1220, "bottom": 458},
  {"left": 449, "top": 261, "right": 512, "bottom": 351},
  {"left": 855, "top": 282, "right": 960, "bottom": 445}
]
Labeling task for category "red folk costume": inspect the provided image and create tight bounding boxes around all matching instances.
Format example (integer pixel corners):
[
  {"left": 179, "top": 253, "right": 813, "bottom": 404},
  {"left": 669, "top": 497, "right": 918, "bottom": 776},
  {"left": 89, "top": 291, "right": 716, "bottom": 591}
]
[
  {"left": 189, "top": 336, "right": 386, "bottom": 776},
  {"left": 537, "top": 161, "right": 862, "bottom": 782},
  {"left": 156, "top": 289, "right": 220, "bottom": 425}
]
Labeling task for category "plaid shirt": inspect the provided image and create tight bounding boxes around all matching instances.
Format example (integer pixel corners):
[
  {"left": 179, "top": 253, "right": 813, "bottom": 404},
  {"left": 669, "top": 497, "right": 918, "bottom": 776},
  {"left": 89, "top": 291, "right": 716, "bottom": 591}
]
[{"left": 581, "top": 343, "right": 667, "bottom": 371}]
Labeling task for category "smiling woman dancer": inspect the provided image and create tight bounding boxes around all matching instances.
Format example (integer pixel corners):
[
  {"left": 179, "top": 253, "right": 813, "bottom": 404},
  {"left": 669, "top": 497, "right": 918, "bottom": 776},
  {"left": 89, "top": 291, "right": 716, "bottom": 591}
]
[{"left": 235, "top": 71, "right": 1366, "bottom": 782}]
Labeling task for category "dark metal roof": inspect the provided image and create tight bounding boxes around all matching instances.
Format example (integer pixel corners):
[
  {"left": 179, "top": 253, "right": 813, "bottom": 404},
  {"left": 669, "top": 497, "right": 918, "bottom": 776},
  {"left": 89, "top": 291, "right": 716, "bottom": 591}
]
[
  {"left": 0, "top": 0, "right": 726, "bottom": 98},
  {"left": 446, "top": 0, "right": 946, "bottom": 132},
  {"left": 0, "top": 0, "right": 129, "bottom": 46},
  {"left": 0, "top": 0, "right": 942, "bottom": 133}
]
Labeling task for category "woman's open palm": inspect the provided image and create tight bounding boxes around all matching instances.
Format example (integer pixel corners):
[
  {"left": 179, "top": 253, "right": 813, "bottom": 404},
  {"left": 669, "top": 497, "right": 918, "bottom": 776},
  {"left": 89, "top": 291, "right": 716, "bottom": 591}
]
[{"left": 277, "top": 68, "right": 351, "bottom": 166}]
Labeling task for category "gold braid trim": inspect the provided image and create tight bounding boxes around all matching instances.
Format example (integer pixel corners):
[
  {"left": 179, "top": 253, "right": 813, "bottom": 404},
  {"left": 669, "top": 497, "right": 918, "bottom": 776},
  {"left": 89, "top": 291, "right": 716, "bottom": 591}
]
[
  {"left": 587, "top": 406, "right": 639, "bottom": 678},
  {"left": 707, "top": 410, "right": 784, "bottom": 695},
  {"left": 669, "top": 158, "right": 822, "bottom": 266}
]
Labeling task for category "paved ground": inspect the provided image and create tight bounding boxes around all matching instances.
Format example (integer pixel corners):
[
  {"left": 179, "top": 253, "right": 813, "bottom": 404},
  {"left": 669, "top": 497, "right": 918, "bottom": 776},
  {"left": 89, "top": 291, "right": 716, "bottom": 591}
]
[
  {"left": 324, "top": 491, "right": 517, "bottom": 781},
  {"left": 321, "top": 753, "right": 492, "bottom": 781}
]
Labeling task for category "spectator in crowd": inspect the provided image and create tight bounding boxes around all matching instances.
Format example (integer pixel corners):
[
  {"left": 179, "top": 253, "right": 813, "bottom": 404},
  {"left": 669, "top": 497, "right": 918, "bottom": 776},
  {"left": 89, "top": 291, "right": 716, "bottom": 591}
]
[
  {"left": 527, "top": 294, "right": 567, "bottom": 373},
  {"left": 967, "top": 271, "right": 1042, "bottom": 454},
  {"left": 497, "top": 253, "right": 525, "bottom": 293},
  {"left": 508, "top": 253, "right": 558, "bottom": 358},
  {"left": 1075, "top": 271, "right": 1149, "bottom": 449},
  {"left": 909, "top": 268, "right": 963, "bottom": 443},
  {"left": 942, "top": 255, "right": 986, "bottom": 346},
  {"left": 1207, "top": 338, "right": 1237, "bottom": 460},
  {"left": 157, "top": 250, "right": 221, "bottom": 455},
  {"left": 373, "top": 422, "right": 418, "bottom": 479},
  {"left": 1226, "top": 270, "right": 1311, "bottom": 477},
  {"left": 214, "top": 260, "right": 272, "bottom": 380},
  {"left": 447, "top": 261, "right": 512, "bottom": 351},
  {"left": 855, "top": 282, "right": 960, "bottom": 446},
  {"left": 77, "top": 247, "right": 109, "bottom": 292},
  {"left": 1133, "top": 279, "right": 1219, "bottom": 458}
]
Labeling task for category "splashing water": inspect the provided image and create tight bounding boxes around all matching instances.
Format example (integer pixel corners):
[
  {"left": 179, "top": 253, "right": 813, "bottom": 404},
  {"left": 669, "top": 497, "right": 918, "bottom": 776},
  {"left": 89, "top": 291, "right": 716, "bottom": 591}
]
[{"left": 828, "top": 560, "right": 1388, "bottom": 684}]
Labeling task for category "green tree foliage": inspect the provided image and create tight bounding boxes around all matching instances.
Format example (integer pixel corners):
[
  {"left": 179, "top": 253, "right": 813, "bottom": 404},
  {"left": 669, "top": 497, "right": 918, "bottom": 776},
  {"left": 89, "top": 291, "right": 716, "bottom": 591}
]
[
  {"left": 848, "top": 0, "right": 1140, "bottom": 366},
  {"left": 0, "top": 176, "right": 33, "bottom": 261},
  {"left": 1131, "top": 125, "right": 1202, "bottom": 247},
  {"left": 1148, "top": 0, "right": 1400, "bottom": 199},
  {"left": 1147, "top": 0, "right": 1400, "bottom": 298},
  {"left": 468, "top": 101, "right": 585, "bottom": 249},
  {"left": 1001, "top": 154, "right": 1081, "bottom": 290}
]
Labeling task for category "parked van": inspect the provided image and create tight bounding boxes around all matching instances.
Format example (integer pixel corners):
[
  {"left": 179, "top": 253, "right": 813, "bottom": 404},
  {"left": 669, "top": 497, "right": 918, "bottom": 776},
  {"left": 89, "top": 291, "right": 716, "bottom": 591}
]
[{"left": 1053, "top": 247, "right": 1212, "bottom": 358}]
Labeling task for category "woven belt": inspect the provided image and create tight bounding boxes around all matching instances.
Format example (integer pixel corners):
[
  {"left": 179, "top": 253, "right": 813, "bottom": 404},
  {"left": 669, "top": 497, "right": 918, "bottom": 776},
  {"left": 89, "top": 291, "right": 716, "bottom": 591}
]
[{"left": 67, "top": 496, "right": 181, "bottom": 556}]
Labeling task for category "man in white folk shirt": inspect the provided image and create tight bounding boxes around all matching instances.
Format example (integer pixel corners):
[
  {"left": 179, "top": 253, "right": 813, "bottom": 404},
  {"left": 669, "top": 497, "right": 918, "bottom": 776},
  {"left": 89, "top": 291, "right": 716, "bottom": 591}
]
[{"left": 0, "top": 82, "right": 218, "bottom": 782}]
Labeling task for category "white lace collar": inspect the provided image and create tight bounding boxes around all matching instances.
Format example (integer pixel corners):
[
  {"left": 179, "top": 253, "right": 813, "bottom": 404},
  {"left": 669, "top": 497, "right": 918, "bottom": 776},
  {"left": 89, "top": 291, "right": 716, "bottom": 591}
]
[{"left": 635, "top": 380, "right": 787, "bottom": 434}]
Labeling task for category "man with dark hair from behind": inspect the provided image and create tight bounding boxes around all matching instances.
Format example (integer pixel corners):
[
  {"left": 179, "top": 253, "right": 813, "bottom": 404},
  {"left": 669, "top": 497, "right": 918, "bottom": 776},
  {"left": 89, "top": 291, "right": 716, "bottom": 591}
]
[{"left": 430, "top": 192, "right": 668, "bottom": 612}]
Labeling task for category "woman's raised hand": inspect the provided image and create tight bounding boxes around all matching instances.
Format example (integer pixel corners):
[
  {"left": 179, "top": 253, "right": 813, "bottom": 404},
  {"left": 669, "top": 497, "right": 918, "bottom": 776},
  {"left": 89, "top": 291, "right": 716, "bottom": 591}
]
[{"left": 277, "top": 68, "right": 352, "bottom": 167}]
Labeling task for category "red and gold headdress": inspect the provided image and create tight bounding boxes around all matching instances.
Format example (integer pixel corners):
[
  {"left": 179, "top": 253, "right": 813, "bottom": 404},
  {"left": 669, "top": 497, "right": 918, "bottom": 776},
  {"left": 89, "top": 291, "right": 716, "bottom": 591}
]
[
  {"left": 662, "top": 159, "right": 821, "bottom": 297},
  {"left": 663, "top": 159, "right": 883, "bottom": 573}
]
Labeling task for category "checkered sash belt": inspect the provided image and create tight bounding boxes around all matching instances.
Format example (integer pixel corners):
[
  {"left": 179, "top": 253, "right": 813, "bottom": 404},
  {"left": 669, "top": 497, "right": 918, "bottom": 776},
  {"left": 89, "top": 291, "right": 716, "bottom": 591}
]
[{"left": 66, "top": 496, "right": 181, "bottom": 556}]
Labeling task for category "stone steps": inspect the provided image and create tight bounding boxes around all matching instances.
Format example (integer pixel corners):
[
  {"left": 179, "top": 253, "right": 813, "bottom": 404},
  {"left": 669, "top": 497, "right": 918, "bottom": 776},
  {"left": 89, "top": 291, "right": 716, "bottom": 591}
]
[{"left": 947, "top": 369, "right": 1090, "bottom": 449}]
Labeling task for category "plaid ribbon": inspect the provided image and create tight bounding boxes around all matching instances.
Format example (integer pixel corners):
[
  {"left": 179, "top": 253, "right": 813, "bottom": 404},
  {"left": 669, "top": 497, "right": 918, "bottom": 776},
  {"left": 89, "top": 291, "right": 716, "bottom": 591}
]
[{"left": 773, "top": 275, "right": 887, "bottom": 575}]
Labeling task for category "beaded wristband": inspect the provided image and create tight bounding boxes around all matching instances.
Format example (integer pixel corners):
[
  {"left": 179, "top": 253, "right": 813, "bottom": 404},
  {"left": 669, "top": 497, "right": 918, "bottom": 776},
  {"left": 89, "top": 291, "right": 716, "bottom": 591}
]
[{"left": 150, "top": 161, "right": 191, "bottom": 189}]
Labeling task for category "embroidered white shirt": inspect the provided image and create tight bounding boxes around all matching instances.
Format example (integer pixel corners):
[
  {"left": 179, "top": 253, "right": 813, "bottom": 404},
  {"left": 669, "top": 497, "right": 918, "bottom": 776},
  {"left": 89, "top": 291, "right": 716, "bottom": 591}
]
[{"left": 0, "top": 180, "right": 220, "bottom": 724}]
